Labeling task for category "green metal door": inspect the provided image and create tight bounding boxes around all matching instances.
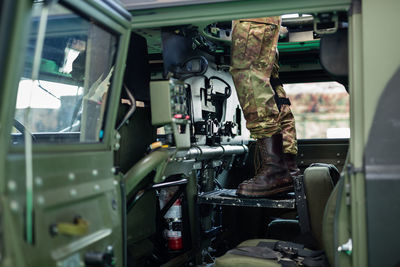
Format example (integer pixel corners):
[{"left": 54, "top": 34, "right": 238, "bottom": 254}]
[{"left": 0, "top": 1, "right": 131, "bottom": 266}]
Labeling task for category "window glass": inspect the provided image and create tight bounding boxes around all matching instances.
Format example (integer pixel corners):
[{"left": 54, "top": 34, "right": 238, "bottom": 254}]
[
  {"left": 12, "top": 3, "right": 117, "bottom": 144},
  {"left": 284, "top": 82, "right": 350, "bottom": 139}
]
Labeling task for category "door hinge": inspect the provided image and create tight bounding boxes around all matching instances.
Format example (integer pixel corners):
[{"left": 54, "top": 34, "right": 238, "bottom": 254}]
[{"left": 346, "top": 163, "right": 364, "bottom": 176}]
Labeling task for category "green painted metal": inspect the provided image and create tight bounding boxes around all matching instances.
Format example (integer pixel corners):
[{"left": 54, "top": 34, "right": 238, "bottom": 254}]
[
  {"left": 130, "top": 0, "right": 351, "bottom": 29},
  {"left": 24, "top": 2, "right": 50, "bottom": 246},
  {"left": 347, "top": 0, "right": 400, "bottom": 266},
  {"left": 0, "top": 1, "right": 132, "bottom": 266},
  {"left": 124, "top": 150, "right": 170, "bottom": 195},
  {"left": 348, "top": 9, "right": 367, "bottom": 267},
  {"left": 361, "top": 0, "right": 400, "bottom": 140},
  {"left": 0, "top": 1, "right": 34, "bottom": 265},
  {"left": 278, "top": 40, "right": 320, "bottom": 52},
  {"left": 185, "top": 171, "right": 200, "bottom": 263},
  {"left": 1, "top": 0, "right": 399, "bottom": 266}
]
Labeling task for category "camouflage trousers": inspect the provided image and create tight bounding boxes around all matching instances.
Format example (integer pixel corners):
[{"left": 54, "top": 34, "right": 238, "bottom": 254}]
[{"left": 230, "top": 17, "right": 297, "bottom": 154}]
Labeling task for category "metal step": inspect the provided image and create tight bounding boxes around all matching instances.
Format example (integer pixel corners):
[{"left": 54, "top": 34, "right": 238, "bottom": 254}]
[{"left": 198, "top": 189, "right": 296, "bottom": 209}]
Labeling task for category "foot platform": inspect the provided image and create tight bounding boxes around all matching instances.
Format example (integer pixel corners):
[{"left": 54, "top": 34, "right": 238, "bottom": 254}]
[{"left": 197, "top": 189, "right": 296, "bottom": 209}]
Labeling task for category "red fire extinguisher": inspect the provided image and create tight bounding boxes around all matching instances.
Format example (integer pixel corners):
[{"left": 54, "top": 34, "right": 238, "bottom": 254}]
[{"left": 164, "top": 199, "right": 183, "bottom": 250}]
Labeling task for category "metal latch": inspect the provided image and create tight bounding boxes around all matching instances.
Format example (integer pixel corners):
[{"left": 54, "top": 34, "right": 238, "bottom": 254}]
[
  {"left": 346, "top": 163, "right": 364, "bottom": 175},
  {"left": 314, "top": 12, "right": 339, "bottom": 34},
  {"left": 338, "top": 238, "right": 352, "bottom": 255}
]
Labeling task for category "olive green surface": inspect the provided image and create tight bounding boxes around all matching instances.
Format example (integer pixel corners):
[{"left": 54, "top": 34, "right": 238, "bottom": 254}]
[
  {"left": 1, "top": 0, "right": 400, "bottom": 266},
  {"left": 322, "top": 177, "right": 340, "bottom": 266},
  {"left": 0, "top": 1, "right": 132, "bottom": 266},
  {"left": 304, "top": 166, "right": 334, "bottom": 249},
  {"left": 214, "top": 239, "right": 281, "bottom": 267}
]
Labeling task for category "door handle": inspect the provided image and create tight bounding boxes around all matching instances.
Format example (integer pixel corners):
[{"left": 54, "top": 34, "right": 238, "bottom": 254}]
[{"left": 51, "top": 216, "right": 89, "bottom": 237}]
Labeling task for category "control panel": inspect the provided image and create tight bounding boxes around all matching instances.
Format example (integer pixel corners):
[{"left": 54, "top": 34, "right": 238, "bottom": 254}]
[
  {"left": 150, "top": 79, "right": 191, "bottom": 148},
  {"left": 150, "top": 79, "right": 190, "bottom": 125}
]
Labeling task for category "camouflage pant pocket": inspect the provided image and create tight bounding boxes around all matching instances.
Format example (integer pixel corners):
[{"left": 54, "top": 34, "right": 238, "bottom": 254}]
[{"left": 231, "top": 22, "right": 266, "bottom": 69}]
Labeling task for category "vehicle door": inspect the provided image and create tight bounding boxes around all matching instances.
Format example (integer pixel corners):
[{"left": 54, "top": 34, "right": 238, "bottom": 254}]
[{"left": 0, "top": 1, "right": 131, "bottom": 266}]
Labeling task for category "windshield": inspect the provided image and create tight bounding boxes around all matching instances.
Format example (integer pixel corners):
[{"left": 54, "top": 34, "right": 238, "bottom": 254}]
[{"left": 12, "top": 3, "right": 118, "bottom": 144}]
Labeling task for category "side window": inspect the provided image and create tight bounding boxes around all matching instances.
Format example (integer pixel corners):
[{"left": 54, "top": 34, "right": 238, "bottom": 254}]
[
  {"left": 284, "top": 82, "right": 350, "bottom": 139},
  {"left": 12, "top": 3, "right": 118, "bottom": 144}
]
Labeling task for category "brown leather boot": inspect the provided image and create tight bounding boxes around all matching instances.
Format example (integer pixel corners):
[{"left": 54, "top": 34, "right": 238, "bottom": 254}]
[
  {"left": 283, "top": 153, "right": 301, "bottom": 177},
  {"left": 237, "top": 134, "right": 293, "bottom": 197}
]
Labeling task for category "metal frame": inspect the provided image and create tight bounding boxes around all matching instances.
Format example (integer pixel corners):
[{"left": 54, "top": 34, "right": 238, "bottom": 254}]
[
  {"left": 7, "top": 0, "right": 131, "bottom": 153},
  {"left": 198, "top": 189, "right": 296, "bottom": 209},
  {"left": 130, "top": 0, "right": 351, "bottom": 29},
  {"left": 0, "top": 1, "right": 132, "bottom": 266}
]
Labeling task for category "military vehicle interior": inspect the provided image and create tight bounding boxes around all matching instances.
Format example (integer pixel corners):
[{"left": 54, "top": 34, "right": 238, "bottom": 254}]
[
  {"left": 8, "top": 2, "right": 351, "bottom": 266},
  {"left": 115, "top": 12, "right": 349, "bottom": 267}
]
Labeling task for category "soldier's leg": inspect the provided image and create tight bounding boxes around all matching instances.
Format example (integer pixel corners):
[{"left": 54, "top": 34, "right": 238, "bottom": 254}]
[
  {"left": 230, "top": 20, "right": 281, "bottom": 138},
  {"left": 275, "top": 84, "right": 300, "bottom": 176},
  {"left": 274, "top": 84, "right": 298, "bottom": 154},
  {"left": 230, "top": 18, "right": 292, "bottom": 197}
]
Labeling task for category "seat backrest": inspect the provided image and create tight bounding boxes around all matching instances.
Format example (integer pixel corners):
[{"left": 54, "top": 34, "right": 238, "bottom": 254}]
[
  {"left": 124, "top": 32, "right": 151, "bottom": 103},
  {"left": 303, "top": 163, "right": 339, "bottom": 249}
]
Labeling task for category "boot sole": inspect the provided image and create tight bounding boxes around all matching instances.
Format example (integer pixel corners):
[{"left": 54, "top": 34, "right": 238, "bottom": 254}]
[{"left": 236, "top": 184, "right": 294, "bottom": 198}]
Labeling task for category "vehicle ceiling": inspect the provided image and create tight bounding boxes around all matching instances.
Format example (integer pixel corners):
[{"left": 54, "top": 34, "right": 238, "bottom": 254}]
[{"left": 133, "top": 16, "right": 333, "bottom": 84}]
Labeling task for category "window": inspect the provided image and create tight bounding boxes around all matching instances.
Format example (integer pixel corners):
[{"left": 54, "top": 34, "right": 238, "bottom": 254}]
[
  {"left": 12, "top": 3, "right": 117, "bottom": 144},
  {"left": 284, "top": 81, "right": 350, "bottom": 139}
]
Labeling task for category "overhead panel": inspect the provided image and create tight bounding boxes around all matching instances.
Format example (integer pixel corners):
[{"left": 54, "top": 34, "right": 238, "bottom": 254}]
[
  {"left": 127, "top": 0, "right": 351, "bottom": 29},
  {"left": 120, "top": 0, "right": 237, "bottom": 10}
]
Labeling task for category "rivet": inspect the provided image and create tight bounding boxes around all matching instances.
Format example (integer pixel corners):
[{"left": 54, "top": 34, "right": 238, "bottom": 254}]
[
  {"left": 300, "top": 153, "right": 304, "bottom": 157},
  {"left": 10, "top": 201, "right": 19, "bottom": 211},
  {"left": 113, "top": 180, "right": 119, "bottom": 186},
  {"left": 37, "top": 196, "right": 45, "bottom": 205},
  {"left": 111, "top": 167, "right": 116, "bottom": 174},
  {"left": 92, "top": 169, "right": 98, "bottom": 176},
  {"left": 116, "top": 133, "right": 121, "bottom": 140},
  {"left": 337, "top": 153, "right": 341, "bottom": 157},
  {"left": 35, "top": 177, "right": 43, "bottom": 186},
  {"left": 68, "top": 173, "right": 75, "bottom": 181},
  {"left": 70, "top": 189, "right": 77, "bottom": 197},
  {"left": 8, "top": 180, "right": 17, "bottom": 192},
  {"left": 337, "top": 160, "right": 341, "bottom": 164},
  {"left": 94, "top": 184, "right": 100, "bottom": 191},
  {"left": 114, "top": 143, "right": 120, "bottom": 150},
  {"left": 300, "top": 161, "right": 304, "bottom": 164}
]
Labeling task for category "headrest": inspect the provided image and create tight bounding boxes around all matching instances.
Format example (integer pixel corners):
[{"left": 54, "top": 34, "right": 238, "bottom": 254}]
[
  {"left": 124, "top": 32, "right": 150, "bottom": 102},
  {"left": 320, "top": 29, "right": 349, "bottom": 90}
]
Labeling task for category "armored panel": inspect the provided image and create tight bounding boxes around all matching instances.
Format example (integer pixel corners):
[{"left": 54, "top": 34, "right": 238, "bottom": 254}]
[{"left": 365, "top": 68, "right": 400, "bottom": 267}]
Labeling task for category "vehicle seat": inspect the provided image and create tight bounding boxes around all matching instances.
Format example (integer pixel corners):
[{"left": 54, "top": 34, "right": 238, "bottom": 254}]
[
  {"left": 214, "top": 164, "right": 340, "bottom": 266},
  {"left": 115, "top": 32, "right": 157, "bottom": 262},
  {"left": 303, "top": 163, "right": 338, "bottom": 249},
  {"left": 115, "top": 31, "right": 156, "bottom": 173}
]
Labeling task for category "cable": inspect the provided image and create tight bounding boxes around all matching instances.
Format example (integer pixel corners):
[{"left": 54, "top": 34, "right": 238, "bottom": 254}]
[{"left": 38, "top": 81, "right": 60, "bottom": 100}]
